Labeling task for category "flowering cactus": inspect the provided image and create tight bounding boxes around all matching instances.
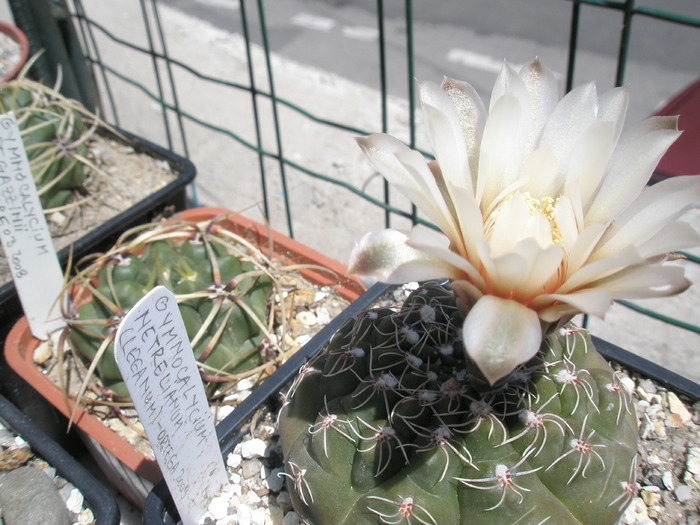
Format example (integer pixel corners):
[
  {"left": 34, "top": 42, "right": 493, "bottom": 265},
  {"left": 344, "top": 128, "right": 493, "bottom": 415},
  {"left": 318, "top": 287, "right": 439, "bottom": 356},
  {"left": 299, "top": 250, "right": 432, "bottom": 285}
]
[
  {"left": 279, "top": 282, "right": 638, "bottom": 524},
  {"left": 62, "top": 215, "right": 273, "bottom": 399},
  {"left": 278, "top": 58, "right": 700, "bottom": 524}
]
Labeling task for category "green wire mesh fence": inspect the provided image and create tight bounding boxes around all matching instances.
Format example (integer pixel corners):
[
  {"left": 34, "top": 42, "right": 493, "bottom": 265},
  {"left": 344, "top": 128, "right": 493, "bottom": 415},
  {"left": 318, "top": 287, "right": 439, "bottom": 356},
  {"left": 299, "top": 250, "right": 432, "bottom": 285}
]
[{"left": 11, "top": 0, "right": 700, "bottom": 378}]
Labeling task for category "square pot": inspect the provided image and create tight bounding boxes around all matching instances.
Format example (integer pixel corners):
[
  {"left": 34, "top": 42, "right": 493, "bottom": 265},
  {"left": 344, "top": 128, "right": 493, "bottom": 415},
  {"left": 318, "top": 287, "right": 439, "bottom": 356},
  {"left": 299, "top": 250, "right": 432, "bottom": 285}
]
[{"left": 3, "top": 208, "right": 365, "bottom": 508}]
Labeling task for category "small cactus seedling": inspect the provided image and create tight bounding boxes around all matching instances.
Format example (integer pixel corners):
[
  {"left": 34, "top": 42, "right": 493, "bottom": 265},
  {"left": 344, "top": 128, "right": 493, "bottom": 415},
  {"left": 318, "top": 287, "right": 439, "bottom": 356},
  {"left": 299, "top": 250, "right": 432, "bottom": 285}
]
[
  {"left": 0, "top": 66, "right": 103, "bottom": 210},
  {"left": 60, "top": 213, "right": 275, "bottom": 400},
  {"left": 278, "top": 282, "right": 638, "bottom": 524}
]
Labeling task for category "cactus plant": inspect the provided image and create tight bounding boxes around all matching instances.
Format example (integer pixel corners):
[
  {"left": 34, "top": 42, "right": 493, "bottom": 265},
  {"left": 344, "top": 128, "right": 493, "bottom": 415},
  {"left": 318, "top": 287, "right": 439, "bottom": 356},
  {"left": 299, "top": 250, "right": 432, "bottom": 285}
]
[
  {"left": 0, "top": 65, "right": 102, "bottom": 210},
  {"left": 278, "top": 57, "right": 700, "bottom": 524},
  {"left": 60, "top": 213, "right": 273, "bottom": 400},
  {"left": 278, "top": 281, "right": 638, "bottom": 524}
]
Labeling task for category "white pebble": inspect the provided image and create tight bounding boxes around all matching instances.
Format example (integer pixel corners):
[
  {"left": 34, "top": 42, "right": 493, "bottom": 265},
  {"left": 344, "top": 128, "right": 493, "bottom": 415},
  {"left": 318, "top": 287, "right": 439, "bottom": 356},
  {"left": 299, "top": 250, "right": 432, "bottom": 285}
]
[
  {"left": 295, "top": 334, "right": 311, "bottom": 345},
  {"left": 227, "top": 452, "right": 242, "bottom": 469},
  {"left": 237, "top": 377, "right": 257, "bottom": 392},
  {"left": 230, "top": 482, "right": 242, "bottom": 497},
  {"left": 216, "top": 405, "right": 235, "bottom": 420},
  {"left": 620, "top": 375, "right": 635, "bottom": 393},
  {"left": 687, "top": 447, "right": 700, "bottom": 481},
  {"left": 667, "top": 392, "right": 692, "bottom": 423},
  {"left": 241, "top": 438, "right": 269, "bottom": 459},
  {"left": 247, "top": 491, "right": 262, "bottom": 506},
  {"left": 315, "top": 307, "right": 330, "bottom": 325},
  {"left": 208, "top": 494, "right": 230, "bottom": 520},
  {"left": 296, "top": 311, "right": 317, "bottom": 326},
  {"left": 75, "top": 509, "right": 95, "bottom": 525},
  {"left": 66, "top": 488, "right": 84, "bottom": 514},
  {"left": 251, "top": 507, "right": 269, "bottom": 525},
  {"left": 662, "top": 470, "right": 675, "bottom": 490},
  {"left": 620, "top": 497, "right": 650, "bottom": 524},
  {"left": 674, "top": 484, "right": 693, "bottom": 503},
  {"left": 242, "top": 459, "right": 262, "bottom": 479},
  {"left": 237, "top": 504, "right": 253, "bottom": 525}
]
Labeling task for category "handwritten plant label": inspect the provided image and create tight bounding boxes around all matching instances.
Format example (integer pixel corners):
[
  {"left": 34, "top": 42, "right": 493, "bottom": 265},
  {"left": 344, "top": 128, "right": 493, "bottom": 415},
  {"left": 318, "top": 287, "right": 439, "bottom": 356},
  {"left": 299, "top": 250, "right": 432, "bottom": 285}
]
[
  {"left": 0, "top": 112, "right": 65, "bottom": 338},
  {"left": 114, "top": 286, "right": 229, "bottom": 525}
]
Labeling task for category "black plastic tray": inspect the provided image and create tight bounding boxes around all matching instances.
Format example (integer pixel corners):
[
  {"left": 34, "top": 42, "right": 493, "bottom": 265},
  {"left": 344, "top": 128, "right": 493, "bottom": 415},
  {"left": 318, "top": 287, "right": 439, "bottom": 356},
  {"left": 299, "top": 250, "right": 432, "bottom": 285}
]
[
  {"left": 142, "top": 282, "right": 700, "bottom": 524},
  {"left": 0, "top": 393, "right": 121, "bottom": 525},
  {"left": 0, "top": 127, "right": 196, "bottom": 314}
]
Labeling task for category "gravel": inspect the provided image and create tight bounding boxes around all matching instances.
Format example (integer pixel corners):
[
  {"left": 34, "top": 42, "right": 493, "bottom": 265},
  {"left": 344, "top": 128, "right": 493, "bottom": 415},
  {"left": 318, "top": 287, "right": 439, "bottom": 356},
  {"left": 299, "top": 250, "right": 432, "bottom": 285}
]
[{"left": 0, "top": 420, "right": 96, "bottom": 525}]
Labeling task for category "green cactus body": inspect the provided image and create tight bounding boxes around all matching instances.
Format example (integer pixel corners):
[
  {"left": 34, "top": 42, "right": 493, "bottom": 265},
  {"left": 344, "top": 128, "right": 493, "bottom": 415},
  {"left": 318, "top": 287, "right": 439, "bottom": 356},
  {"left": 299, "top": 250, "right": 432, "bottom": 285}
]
[
  {"left": 0, "top": 77, "right": 93, "bottom": 209},
  {"left": 65, "top": 220, "right": 272, "bottom": 398},
  {"left": 278, "top": 281, "right": 637, "bottom": 525}
]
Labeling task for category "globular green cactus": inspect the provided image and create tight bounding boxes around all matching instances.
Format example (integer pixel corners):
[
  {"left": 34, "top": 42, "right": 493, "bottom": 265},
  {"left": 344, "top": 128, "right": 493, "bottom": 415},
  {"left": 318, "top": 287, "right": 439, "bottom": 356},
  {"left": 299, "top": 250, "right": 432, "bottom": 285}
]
[
  {"left": 278, "top": 281, "right": 637, "bottom": 525},
  {"left": 0, "top": 73, "right": 99, "bottom": 210},
  {"left": 61, "top": 215, "right": 273, "bottom": 399}
]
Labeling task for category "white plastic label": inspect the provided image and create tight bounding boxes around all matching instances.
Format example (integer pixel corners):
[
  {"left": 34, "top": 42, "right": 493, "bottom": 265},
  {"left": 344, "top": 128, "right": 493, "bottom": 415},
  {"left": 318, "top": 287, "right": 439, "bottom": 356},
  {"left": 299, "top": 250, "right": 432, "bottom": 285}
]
[
  {"left": 114, "top": 286, "right": 229, "bottom": 525},
  {"left": 0, "top": 112, "right": 65, "bottom": 338}
]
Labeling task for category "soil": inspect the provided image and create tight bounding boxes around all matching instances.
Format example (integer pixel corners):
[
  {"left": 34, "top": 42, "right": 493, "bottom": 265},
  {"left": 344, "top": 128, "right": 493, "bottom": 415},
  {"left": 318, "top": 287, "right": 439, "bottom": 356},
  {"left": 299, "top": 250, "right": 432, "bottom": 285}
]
[{"left": 0, "top": 131, "right": 180, "bottom": 291}]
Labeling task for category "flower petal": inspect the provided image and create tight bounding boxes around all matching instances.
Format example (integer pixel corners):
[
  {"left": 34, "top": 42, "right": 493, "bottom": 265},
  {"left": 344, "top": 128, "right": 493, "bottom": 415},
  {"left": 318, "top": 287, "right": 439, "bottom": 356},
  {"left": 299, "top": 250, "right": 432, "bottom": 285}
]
[
  {"left": 597, "top": 86, "right": 629, "bottom": 144},
  {"left": 521, "top": 147, "right": 560, "bottom": 199},
  {"left": 356, "top": 134, "right": 461, "bottom": 243},
  {"left": 594, "top": 174, "right": 700, "bottom": 259},
  {"left": 514, "top": 240, "right": 564, "bottom": 300},
  {"left": 477, "top": 93, "right": 525, "bottom": 209},
  {"left": 490, "top": 60, "right": 528, "bottom": 113},
  {"left": 462, "top": 296, "right": 542, "bottom": 385},
  {"left": 347, "top": 229, "right": 465, "bottom": 283},
  {"left": 536, "top": 289, "right": 613, "bottom": 321},
  {"left": 420, "top": 80, "right": 472, "bottom": 193},
  {"left": 519, "top": 59, "right": 559, "bottom": 155},
  {"left": 585, "top": 116, "right": 681, "bottom": 224},
  {"left": 539, "top": 82, "right": 598, "bottom": 170},
  {"left": 591, "top": 263, "right": 691, "bottom": 300},
  {"left": 440, "top": 77, "right": 487, "bottom": 189},
  {"left": 568, "top": 120, "right": 616, "bottom": 207},
  {"left": 557, "top": 245, "right": 644, "bottom": 294},
  {"left": 635, "top": 221, "right": 700, "bottom": 259},
  {"left": 407, "top": 225, "right": 485, "bottom": 288}
]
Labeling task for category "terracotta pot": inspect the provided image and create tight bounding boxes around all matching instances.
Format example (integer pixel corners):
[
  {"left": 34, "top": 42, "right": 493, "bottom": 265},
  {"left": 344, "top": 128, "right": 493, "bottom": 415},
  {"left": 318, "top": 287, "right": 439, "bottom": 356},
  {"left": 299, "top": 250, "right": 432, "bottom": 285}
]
[
  {"left": 0, "top": 21, "right": 29, "bottom": 83},
  {"left": 3, "top": 207, "right": 365, "bottom": 508}
]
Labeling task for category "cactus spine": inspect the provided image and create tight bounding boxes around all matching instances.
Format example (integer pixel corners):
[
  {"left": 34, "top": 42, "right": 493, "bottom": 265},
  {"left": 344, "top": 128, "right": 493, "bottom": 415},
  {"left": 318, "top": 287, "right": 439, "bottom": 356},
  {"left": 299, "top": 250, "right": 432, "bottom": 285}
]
[
  {"left": 0, "top": 71, "right": 100, "bottom": 210},
  {"left": 278, "top": 281, "right": 637, "bottom": 525},
  {"left": 61, "top": 215, "right": 273, "bottom": 399}
]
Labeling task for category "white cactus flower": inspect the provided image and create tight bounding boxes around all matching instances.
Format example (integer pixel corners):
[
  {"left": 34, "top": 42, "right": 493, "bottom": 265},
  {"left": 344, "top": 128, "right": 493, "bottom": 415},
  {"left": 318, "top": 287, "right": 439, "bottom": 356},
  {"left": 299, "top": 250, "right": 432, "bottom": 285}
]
[{"left": 348, "top": 59, "right": 700, "bottom": 385}]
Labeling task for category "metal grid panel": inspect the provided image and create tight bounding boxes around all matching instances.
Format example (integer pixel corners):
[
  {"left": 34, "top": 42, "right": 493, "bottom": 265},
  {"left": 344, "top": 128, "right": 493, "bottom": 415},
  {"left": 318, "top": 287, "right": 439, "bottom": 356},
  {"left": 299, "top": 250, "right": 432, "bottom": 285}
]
[{"left": 26, "top": 0, "right": 700, "bottom": 372}]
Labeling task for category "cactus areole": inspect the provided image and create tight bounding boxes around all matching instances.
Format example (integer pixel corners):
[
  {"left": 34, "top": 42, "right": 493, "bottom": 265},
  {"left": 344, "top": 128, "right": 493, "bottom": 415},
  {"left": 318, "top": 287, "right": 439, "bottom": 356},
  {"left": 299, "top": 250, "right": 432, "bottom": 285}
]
[{"left": 278, "top": 281, "right": 637, "bottom": 524}]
